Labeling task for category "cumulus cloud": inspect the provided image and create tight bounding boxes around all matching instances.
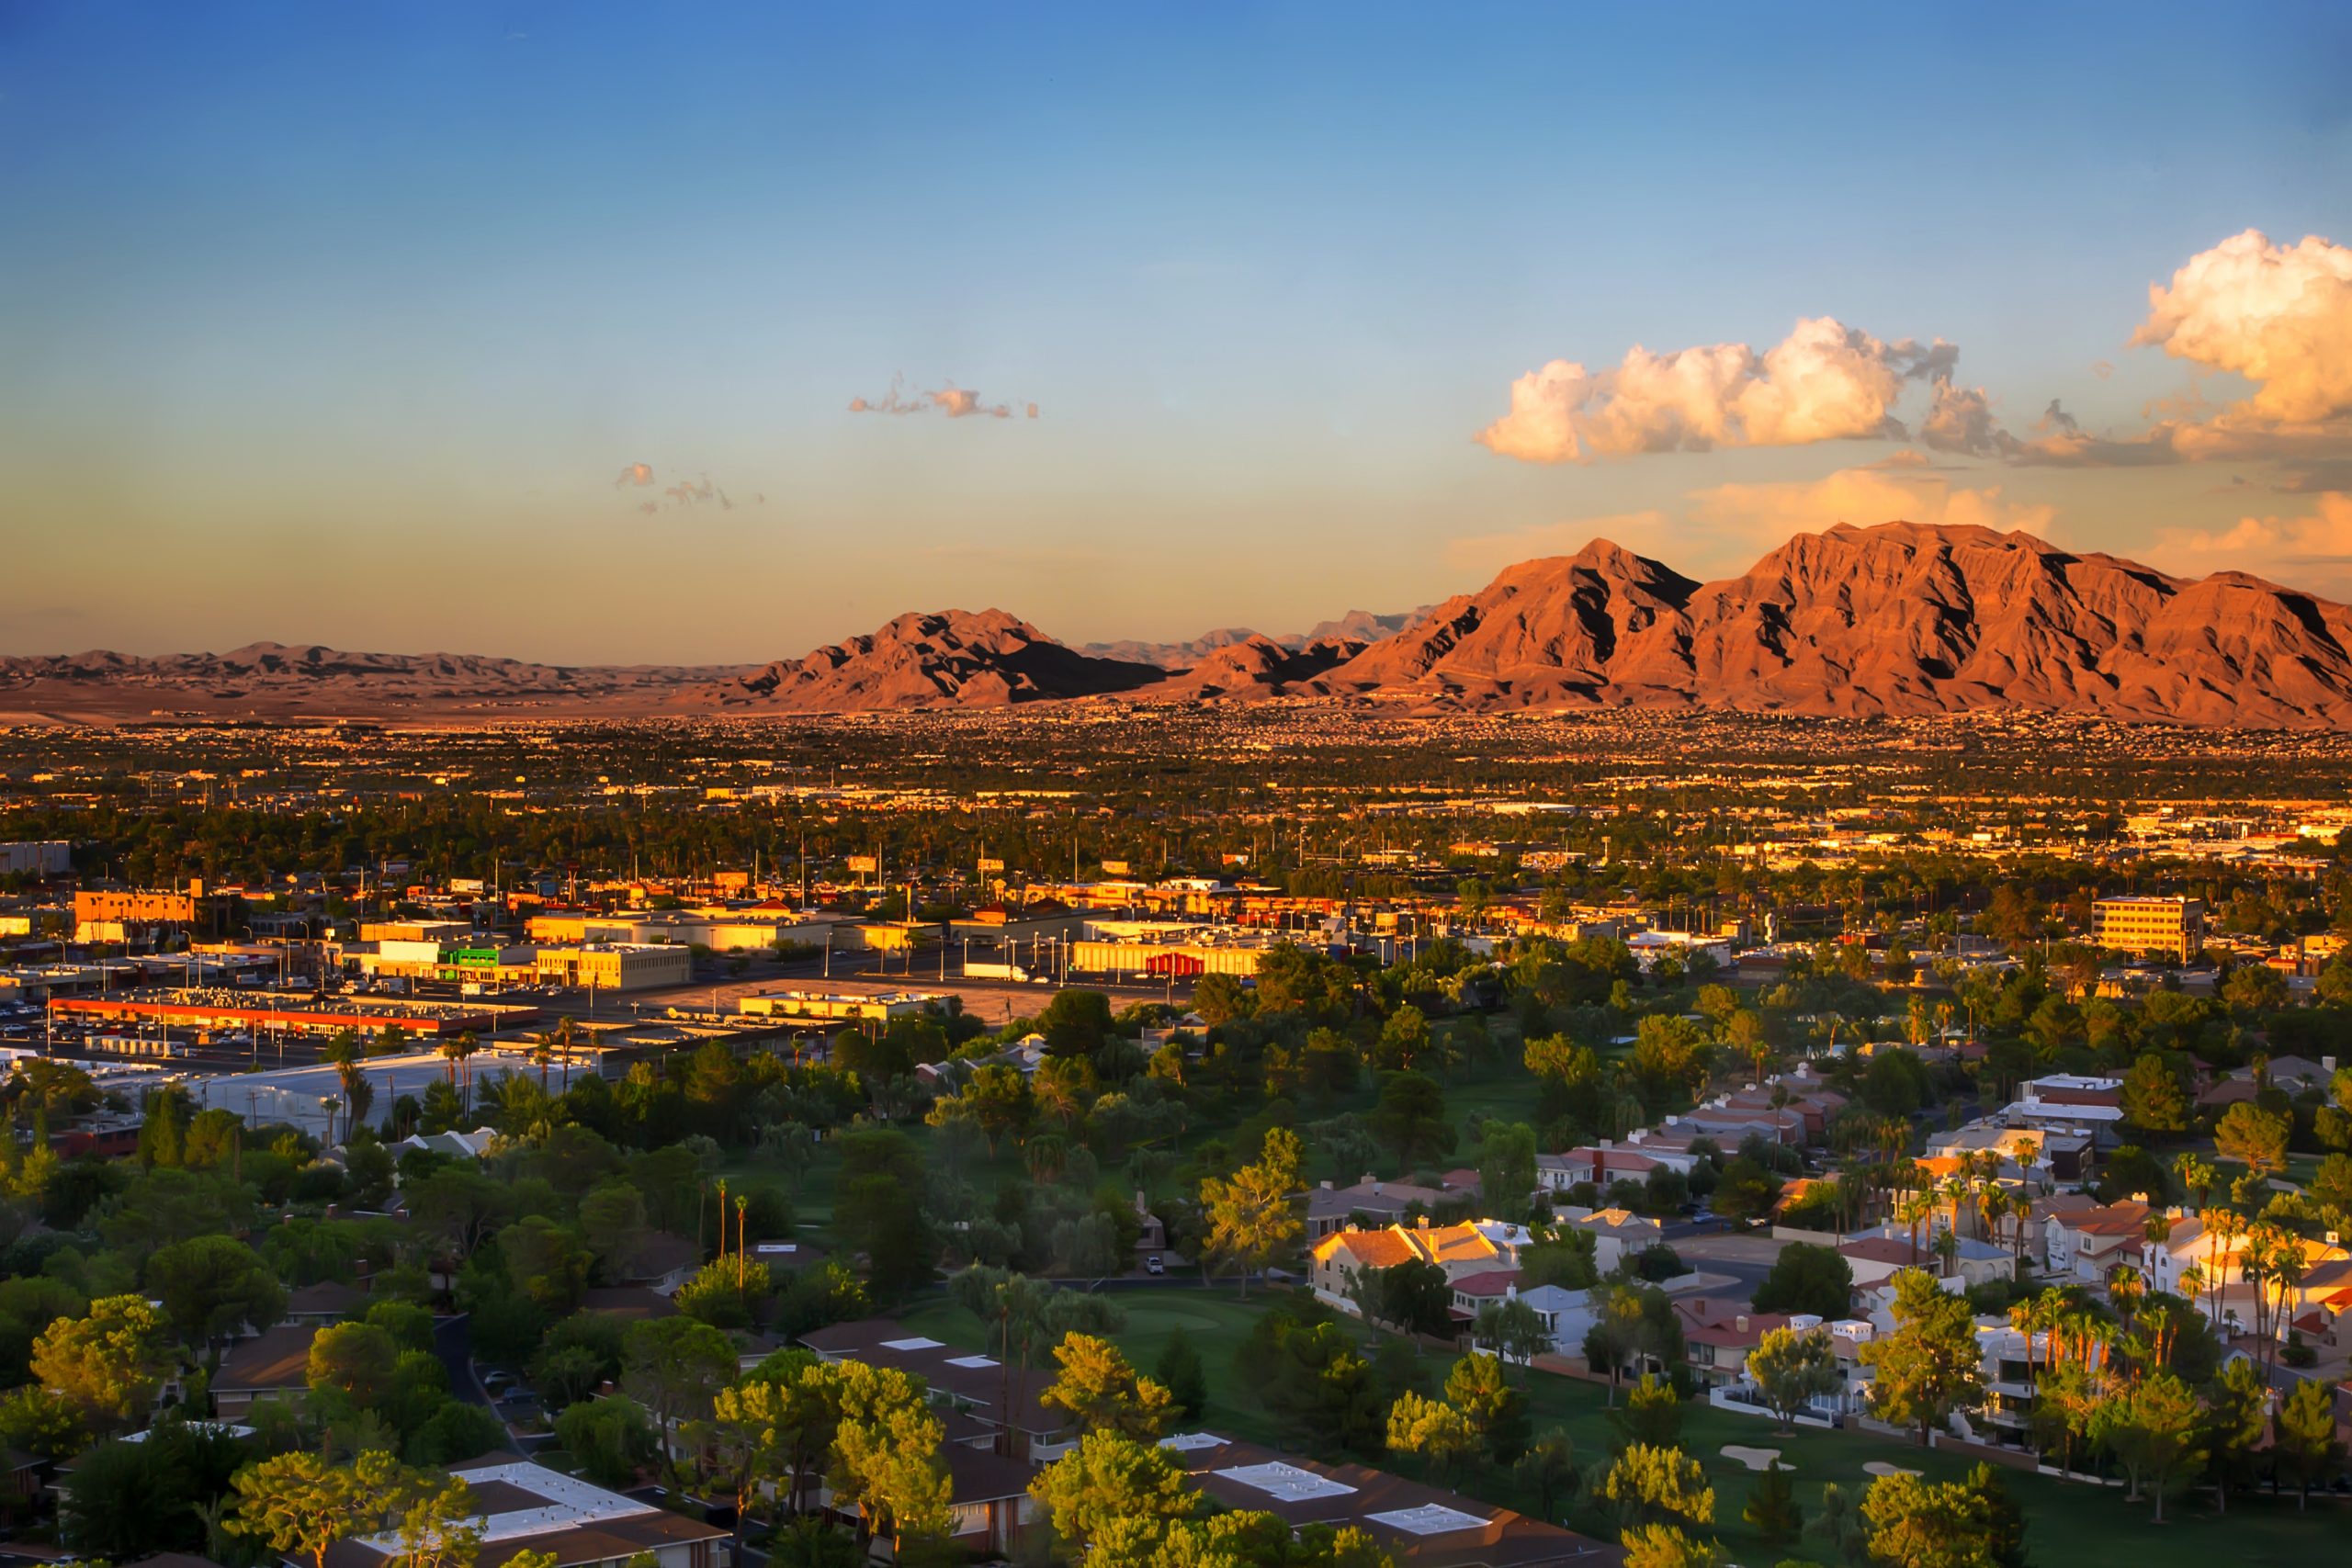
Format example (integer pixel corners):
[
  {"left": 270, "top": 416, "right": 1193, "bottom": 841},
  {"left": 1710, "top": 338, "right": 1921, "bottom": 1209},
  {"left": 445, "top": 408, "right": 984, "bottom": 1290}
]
[
  {"left": 614, "top": 462, "right": 654, "bottom": 488},
  {"left": 2018, "top": 231, "right": 2352, "bottom": 468},
  {"left": 2131, "top": 230, "right": 2352, "bottom": 427},
  {"left": 850, "top": 376, "right": 1036, "bottom": 421},
  {"left": 1476, "top": 316, "right": 1973, "bottom": 462},
  {"left": 1919, "top": 384, "right": 2019, "bottom": 457},
  {"left": 2147, "top": 491, "right": 2352, "bottom": 596}
]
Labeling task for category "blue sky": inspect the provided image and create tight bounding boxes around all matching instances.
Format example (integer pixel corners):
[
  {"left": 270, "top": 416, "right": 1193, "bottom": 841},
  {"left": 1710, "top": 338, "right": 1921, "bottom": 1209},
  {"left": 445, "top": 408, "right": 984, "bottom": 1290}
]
[{"left": 4, "top": 2, "right": 2348, "bottom": 660}]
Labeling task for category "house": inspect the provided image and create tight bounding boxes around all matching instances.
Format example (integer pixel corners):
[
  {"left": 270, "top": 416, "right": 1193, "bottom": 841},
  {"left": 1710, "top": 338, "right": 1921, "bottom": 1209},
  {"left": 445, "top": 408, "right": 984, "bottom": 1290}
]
[
  {"left": 797, "top": 1318, "right": 1080, "bottom": 1460},
  {"left": 283, "top": 1280, "right": 370, "bottom": 1325},
  {"left": 1130, "top": 1190, "right": 1168, "bottom": 1257},
  {"left": 1308, "top": 1218, "right": 1523, "bottom": 1309},
  {"left": 2043, "top": 1199, "right": 2151, "bottom": 1283},
  {"left": 1536, "top": 1145, "right": 1665, "bottom": 1195},
  {"left": 2009, "top": 1075, "right": 2126, "bottom": 1147},
  {"left": 1675, "top": 1299, "right": 1796, "bottom": 1387},
  {"left": 618, "top": 1232, "right": 702, "bottom": 1295},
  {"left": 1306, "top": 1176, "right": 1475, "bottom": 1240},
  {"left": 1552, "top": 1207, "right": 1664, "bottom": 1276},
  {"left": 1157, "top": 1433, "right": 1619, "bottom": 1567},
  {"left": 937, "top": 1444, "right": 1040, "bottom": 1554},
  {"left": 318, "top": 1458, "right": 729, "bottom": 1568},
  {"left": 1838, "top": 1235, "right": 1928, "bottom": 1292},
  {"left": 212, "top": 1324, "right": 317, "bottom": 1418}
]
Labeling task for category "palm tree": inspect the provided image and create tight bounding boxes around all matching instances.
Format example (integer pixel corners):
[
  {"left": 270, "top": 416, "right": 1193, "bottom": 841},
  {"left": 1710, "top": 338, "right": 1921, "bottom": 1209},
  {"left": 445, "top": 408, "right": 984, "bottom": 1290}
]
[{"left": 1899, "top": 1193, "right": 1933, "bottom": 1266}]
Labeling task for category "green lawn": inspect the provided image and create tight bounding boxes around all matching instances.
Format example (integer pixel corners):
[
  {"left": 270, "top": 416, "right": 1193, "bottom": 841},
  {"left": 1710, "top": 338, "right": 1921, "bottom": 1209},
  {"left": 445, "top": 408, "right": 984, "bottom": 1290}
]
[{"left": 890, "top": 1281, "right": 2345, "bottom": 1568}]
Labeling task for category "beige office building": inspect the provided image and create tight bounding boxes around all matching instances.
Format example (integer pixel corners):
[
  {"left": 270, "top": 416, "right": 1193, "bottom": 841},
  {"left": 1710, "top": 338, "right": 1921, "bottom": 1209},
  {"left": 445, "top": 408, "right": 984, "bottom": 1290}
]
[{"left": 2092, "top": 897, "right": 2204, "bottom": 960}]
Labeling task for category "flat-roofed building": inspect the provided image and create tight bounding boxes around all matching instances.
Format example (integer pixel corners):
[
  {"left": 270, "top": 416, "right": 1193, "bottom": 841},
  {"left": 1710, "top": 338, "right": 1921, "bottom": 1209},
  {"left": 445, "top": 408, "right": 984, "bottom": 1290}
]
[
  {"left": 2092, "top": 897, "right": 2204, "bottom": 960},
  {"left": 319, "top": 1458, "right": 729, "bottom": 1568}
]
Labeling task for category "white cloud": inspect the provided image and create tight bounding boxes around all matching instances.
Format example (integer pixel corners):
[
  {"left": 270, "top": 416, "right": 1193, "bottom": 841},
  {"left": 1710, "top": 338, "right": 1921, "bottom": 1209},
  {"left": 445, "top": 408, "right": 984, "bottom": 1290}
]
[
  {"left": 2132, "top": 230, "right": 2352, "bottom": 427},
  {"left": 1476, "top": 316, "right": 1965, "bottom": 463}
]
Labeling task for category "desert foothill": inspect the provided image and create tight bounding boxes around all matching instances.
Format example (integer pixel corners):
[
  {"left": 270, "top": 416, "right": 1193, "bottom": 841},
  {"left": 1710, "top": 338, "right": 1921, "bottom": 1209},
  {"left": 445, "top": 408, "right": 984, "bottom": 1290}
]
[{"left": 4, "top": 7, "right": 2352, "bottom": 1568}]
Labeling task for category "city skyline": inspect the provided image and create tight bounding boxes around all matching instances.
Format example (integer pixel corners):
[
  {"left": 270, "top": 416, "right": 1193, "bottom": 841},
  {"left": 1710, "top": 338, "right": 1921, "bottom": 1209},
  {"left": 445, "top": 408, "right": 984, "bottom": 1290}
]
[{"left": 5, "top": 2, "right": 2350, "bottom": 663}]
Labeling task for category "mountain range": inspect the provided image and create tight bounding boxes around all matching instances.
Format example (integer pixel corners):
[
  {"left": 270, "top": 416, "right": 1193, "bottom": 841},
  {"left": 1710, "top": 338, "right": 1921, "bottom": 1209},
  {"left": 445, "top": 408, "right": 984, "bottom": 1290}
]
[{"left": 6, "top": 522, "right": 2350, "bottom": 728}]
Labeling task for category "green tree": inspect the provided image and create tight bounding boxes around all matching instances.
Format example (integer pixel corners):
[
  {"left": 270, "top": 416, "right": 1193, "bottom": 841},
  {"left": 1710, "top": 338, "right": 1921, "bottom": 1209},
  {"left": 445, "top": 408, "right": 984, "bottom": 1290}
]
[
  {"left": 1711, "top": 1156, "right": 1781, "bottom": 1226},
  {"left": 622, "top": 1316, "right": 737, "bottom": 1465},
  {"left": 1599, "top": 1441, "right": 1714, "bottom": 1529},
  {"left": 829, "top": 1359, "right": 951, "bottom": 1554},
  {"left": 1385, "top": 1391, "right": 1481, "bottom": 1483},
  {"left": 307, "top": 1321, "right": 401, "bottom": 1413},
  {"left": 1749, "top": 1242, "right": 1853, "bottom": 1318},
  {"left": 29, "top": 1293, "right": 170, "bottom": 1433},
  {"left": 1028, "top": 1430, "right": 1196, "bottom": 1552},
  {"left": 1474, "top": 1121, "right": 1539, "bottom": 1216},
  {"left": 226, "top": 1449, "right": 409, "bottom": 1568},
  {"left": 1860, "top": 1472, "right": 1997, "bottom": 1568},
  {"left": 145, "top": 1235, "right": 288, "bottom": 1363},
  {"left": 700, "top": 1378, "right": 798, "bottom": 1563},
  {"left": 2094, "top": 1371, "right": 2205, "bottom": 1524},
  {"left": 1860, "top": 1269, "right": 1983, "bottom": 1446},
  {"left": 1200, "top": 1125, "right": 1304, "bottom": 1296},
  {"left": 2120, "top": 1052, "right": 2192, "bottom": 1138},
  {"left": 1610, "top": 1372, "right": 1683, "bottom": 1451},
  {"left": 2274, "top": 1375, "right": 2346, "bottom": 1508},
  {"left": 1154, "top": 1328, "right": 1208, "bottom": 1421},
  {"left": 2213, "top": 1101, "right": 2290, "bottom": 1177},
  {"left": 1746, "top": 1325, "right": 1840, "bottom": 1432},
  {"left": 1367, "top": 1072, "right": 1454, "bottom": 1169},
  {"left": 1743, "top": 1460, "right": 1802, "bottom": 1550},
  {"left": 1444, "top": 1350, "right": 1529, "bottom": 1465},
  {"left": 1041, "top": 1332, "right": 1178, "bottom": 1438}
]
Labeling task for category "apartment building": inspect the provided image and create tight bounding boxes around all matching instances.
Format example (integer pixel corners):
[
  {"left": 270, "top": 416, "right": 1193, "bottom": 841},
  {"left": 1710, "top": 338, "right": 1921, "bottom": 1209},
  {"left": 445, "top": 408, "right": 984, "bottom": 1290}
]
[{"left": 2092, "top": 896, "right": 2205, "bottom": 960}]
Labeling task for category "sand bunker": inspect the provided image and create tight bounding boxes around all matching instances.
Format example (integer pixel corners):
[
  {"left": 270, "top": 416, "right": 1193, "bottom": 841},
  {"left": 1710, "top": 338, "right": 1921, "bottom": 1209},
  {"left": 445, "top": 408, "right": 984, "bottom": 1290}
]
[
  {"left": 1863, "top": 1461, "right": 1922, "bottom": 1479},
  {"left": 1720, "top": 1446, "right": 1783, "bottom": 1472}
]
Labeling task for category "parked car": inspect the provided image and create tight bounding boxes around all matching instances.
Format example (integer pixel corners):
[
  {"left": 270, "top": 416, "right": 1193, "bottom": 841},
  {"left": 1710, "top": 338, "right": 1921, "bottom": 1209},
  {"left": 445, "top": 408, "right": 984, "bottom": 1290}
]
[{"left": 1145, "top": 1255, "right": 1165, "bottom": 1276}]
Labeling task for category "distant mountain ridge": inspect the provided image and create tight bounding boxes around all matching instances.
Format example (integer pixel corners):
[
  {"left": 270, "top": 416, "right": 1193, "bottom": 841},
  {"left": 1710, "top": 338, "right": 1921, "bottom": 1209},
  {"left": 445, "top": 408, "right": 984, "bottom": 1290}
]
[
  {"left": 7, "top": 525, "right": 2351, "bottom": 728},
  {"left": 1080, "top": 607, "right": 1429, "bottom": 670}
]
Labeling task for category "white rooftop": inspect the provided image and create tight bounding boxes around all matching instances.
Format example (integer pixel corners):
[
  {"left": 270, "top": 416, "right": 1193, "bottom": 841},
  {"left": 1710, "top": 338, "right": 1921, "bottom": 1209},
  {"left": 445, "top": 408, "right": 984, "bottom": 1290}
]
[
  {"left": 1159, "top": 1431, "right": 1227, "bottom": 1452},
  {"left": 357, "top": 1461, "right": 654, "bottom": 1549},
  {"left": 1367, "top": 1504, "right": 1488, "bottom": 1536},
  {"left": 1216, "top": 1461, "right": 1358, "bottom": 1502},
  {"left": 881, "top": 1336, "right": 944, "bottom": 1351}
]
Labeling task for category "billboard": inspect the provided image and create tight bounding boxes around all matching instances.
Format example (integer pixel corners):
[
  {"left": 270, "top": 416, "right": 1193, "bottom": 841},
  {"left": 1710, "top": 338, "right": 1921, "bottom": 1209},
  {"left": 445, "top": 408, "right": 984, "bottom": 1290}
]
[{"left": 847, "top": 854, "right": 879, "bottom": 874}]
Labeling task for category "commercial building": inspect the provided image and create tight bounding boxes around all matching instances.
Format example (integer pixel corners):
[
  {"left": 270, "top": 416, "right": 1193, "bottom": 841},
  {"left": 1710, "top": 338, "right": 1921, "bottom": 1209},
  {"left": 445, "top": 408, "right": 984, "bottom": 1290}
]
[
  {"left": 0, "top": 841, "right": 70, "bottom": 877},
  {"left": 74, "top": 887, "right": 207, "bottom": 942},
  {"left": 2091, "top": 896, "right": 2204, "bottom": 960},
  {"left": 738, "top": 989, "right": 944, "bottom": 1023},
  {"left": 1069, "top": 921, "right": 1288, "bottom": 978},
  {"left": 49, "top": 988, "right": 537, "bottom": 1042}
]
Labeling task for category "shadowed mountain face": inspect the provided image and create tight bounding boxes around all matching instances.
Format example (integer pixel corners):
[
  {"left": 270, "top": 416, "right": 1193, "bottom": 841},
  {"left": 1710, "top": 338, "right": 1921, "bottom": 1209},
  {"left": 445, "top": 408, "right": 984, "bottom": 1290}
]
[
  {"left": 719, "top": 609, "right": 1170, "bottom": 709},
  {"left": 8, "top": 525, "right": 2352, "bottom": 727},
  {"left": 1309, "top": 522, "right": 2352, "bottom": 726}
]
